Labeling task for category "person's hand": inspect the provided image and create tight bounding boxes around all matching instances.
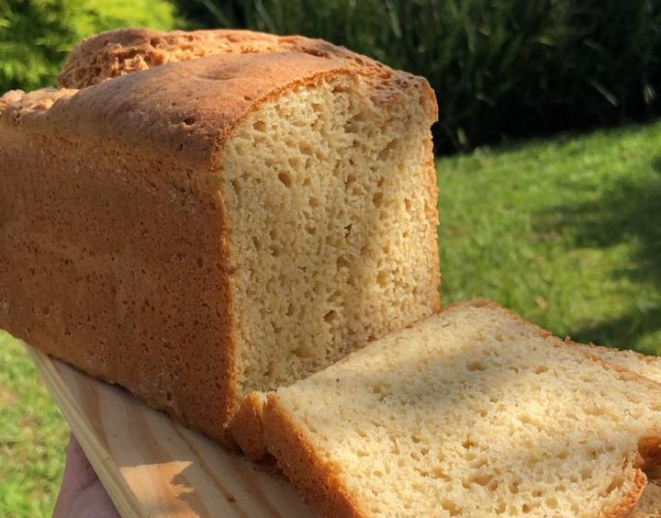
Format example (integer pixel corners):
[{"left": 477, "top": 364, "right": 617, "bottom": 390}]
[{"left": 53, "top": 433, "right": 119, "bottom": 518}]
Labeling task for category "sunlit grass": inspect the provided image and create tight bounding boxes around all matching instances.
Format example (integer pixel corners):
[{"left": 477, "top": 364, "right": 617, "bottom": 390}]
[
  {"left": 438, "top": 122, "right": 661, "bottom": 354},
  {"left": 0, "top": 333, "right": 68, "bottom": 517}
]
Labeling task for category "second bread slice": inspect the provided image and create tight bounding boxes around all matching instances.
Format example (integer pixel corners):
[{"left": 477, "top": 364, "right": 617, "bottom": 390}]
[
  {"left": 265, "top": 299, "right": 661, "bottom": 517},
  {"left": 580, "top": 343, "right": 661, "bottom": 518}
]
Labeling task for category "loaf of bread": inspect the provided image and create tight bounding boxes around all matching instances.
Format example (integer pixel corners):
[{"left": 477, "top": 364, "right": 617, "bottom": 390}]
[
  {"left": 265, "top": 299, "right": 661, "bottom": 517},
  {"left": 0, "top": 29, "right": 440, "bottom": 444}
]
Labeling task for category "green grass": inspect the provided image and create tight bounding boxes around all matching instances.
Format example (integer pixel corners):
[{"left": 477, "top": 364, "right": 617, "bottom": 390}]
[
  {"left": 438, "top": 122, "right": 661, "bottom": 354},
  {"left": 1, "top": 121, "right": 661, "bottom": 515},
  {"left": 0, "top": 334, "right": 68, "bottom": 517}
]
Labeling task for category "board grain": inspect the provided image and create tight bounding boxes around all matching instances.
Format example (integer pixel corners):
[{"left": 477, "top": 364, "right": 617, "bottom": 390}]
[{"left": 27, "top": 344, "right": 313, "bottom": 518}]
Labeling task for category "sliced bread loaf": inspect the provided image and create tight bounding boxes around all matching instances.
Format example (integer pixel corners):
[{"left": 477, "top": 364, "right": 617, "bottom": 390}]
[
  {"left": 0, "top": 29, "right": 439, "bottom": 445},
  {"left": 265, "top": 299, "right": 661, "bottom": 517}
]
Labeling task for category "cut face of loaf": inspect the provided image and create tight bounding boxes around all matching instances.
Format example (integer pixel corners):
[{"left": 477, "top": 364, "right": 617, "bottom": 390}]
[
  {"left": 225, "top": 71, "right": 439, "bottom": 395},
  {"left": 0, "top": 31, "right": 439, "bottom": 444},
  {"left": 265, "top": 299, "right": 661, "bottom": 518}
]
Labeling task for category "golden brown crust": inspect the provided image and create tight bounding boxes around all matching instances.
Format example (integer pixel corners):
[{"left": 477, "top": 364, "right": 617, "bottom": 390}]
[
  {"left": 228, "top": 392, "right": 268, "bottom": 461},
  {"left": 602, "top": 468, "right": 647, "bottom": 518},
  {"left": 264, "top": 395, "right": 366, "bottom": 518},
  {"left": 0, "top": 87, "right": 77, "bottom": 114},
  {"left": 0, "top": 124, "right": 236, "bottom": 443},
  {"left": 58, "top": 28, "right": 282, "bottom": 88},
  {"left": 57, "top": 28, "right": 437, "bottom": 117},
  {"left": 3, "top": 52, "right": 352, "bottom": 171}
]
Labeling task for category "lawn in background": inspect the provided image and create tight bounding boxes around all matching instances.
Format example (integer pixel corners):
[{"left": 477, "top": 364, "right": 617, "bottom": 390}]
[
  {"left": 438, "top": 122, "right": 661, "bottom": 354},
  {"left": 0, "top": 333, "right": 68, "bottom": 516},
  {"left": 2, "top": 121, "right": 661, "bottom": 515}
]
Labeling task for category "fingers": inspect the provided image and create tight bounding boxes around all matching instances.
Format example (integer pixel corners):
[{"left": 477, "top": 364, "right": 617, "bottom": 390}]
[{"left": 53, "top": 432, "right": 119, "bottom": 518}]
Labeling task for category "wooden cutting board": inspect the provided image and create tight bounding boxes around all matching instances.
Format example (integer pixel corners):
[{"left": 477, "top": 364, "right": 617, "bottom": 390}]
[{"left": 27, "top": 344, "right": 313, "bottom": 518}]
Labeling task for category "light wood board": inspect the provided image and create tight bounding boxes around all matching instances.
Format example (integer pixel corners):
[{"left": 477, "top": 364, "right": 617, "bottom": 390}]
[{"left": 27, "top": 344, "right": 313, "bottom": 518}]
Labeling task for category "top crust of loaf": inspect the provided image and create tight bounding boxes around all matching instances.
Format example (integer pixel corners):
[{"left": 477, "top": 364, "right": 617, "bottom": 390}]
[
  {"left": 3, "top": 28, "right": 436, "bottom": 173},
  {"left": 1, "top": 52, "right": 354, "bottom": 171},
  {"left": 58, "top": 28, "right": 282, "bottom": 88},
  {"left": 57, "top": 28, "right": 437, "bottom": 122},
  {"left": 56, "top": 28, "right": 435, "bottom": 110}
]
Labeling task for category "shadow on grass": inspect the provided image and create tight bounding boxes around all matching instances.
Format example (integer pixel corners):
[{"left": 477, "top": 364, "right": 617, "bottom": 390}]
[{"left": 535, "top": 159, "right": 661, "bottom": 349}]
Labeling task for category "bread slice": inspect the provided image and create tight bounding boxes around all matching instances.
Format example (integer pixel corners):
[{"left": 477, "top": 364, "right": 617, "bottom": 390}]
[
  {"left": 585, "top": 343, "right": 661, "bottom": 385},
  {"left": 264, "top": 299, "right": 661, "bottom": 517},
  {"left": 582, "top": 344, "right": 661, "bottom": 517},
  {"left": 0, "top": 30, "right": 439, "bottom": 445}
]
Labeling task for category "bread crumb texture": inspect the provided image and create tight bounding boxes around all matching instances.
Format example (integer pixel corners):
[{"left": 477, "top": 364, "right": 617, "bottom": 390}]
[
  {"left": 267, "top": 300, "right": 661, "bottom": 517},
  {"left": 226, "top": 73, "right": 438, "bottom": 396}
]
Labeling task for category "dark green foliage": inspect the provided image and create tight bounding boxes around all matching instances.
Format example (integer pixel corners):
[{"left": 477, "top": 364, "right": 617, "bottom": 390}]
[
  {"left": 178, "top": 0, "right": 661, "bottom": 152},
  {"left": 0, "top": 0, "right": 177, "bottom": 93}
]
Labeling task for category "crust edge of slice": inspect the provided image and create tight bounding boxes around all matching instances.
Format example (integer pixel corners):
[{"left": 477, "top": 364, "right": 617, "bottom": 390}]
[{"left": 264, "top": 394, "right": 366, "bottom": 518}]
